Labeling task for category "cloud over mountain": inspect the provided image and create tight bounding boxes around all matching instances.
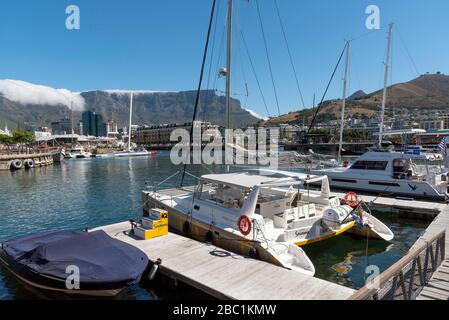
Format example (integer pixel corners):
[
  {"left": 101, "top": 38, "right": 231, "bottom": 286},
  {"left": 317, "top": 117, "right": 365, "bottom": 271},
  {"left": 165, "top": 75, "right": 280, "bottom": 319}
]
[{"left": 0, "top": 80, "right": 85, "bottom": 110}]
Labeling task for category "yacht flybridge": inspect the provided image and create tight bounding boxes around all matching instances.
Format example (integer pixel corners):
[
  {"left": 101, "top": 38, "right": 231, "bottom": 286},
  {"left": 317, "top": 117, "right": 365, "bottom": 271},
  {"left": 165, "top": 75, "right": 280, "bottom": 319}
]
[
  {"left": 312, "top": 150, "right": 449, "bottom": 201},
  {"left": 143, "top": 169, "right": 393, "bottom": 276}
]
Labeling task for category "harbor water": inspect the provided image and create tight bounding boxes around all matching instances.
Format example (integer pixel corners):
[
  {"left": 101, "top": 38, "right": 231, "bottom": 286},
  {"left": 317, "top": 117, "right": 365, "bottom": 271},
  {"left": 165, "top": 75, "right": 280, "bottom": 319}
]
[{"left": 0, "top": 152, "right": 429, "bottom": 300}]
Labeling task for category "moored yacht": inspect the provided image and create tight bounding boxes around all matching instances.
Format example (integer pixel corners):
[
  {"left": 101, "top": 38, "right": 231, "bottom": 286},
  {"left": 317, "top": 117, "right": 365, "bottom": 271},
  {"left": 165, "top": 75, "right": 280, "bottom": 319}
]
[
  {"left": 312, "top": 149, "right": 449, "bottom": 201},
  {"left": 143, "top": 169, "right": 393, "bottom": 276},
  {"left": 65, "top": 146, "right": 92, "bottom": 159}
]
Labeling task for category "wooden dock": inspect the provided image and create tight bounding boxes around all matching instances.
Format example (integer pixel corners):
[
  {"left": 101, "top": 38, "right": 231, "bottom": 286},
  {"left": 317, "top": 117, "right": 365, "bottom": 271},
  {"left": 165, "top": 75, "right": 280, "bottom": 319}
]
[
  {"left": 347, "top": 196, "right": 449, "bottom": 300},
  {"left": 94, "top": 221, "right": 355, "bottom": 300},
  {"left": 414, "top": 205, "right": 449, "bottom": 300}
]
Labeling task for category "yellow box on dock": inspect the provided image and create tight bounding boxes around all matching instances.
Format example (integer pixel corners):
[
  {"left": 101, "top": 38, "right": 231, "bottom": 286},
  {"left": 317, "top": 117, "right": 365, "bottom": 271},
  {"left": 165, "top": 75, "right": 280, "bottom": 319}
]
[{"left": 134, "top": 209, "right": 169, "bottom": 240}]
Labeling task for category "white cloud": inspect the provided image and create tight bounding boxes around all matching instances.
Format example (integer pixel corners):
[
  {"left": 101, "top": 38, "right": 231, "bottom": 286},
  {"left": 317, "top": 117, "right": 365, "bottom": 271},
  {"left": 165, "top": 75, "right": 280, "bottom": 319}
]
[
  {"left": 244, "top": 108, "right": 268, "bottom": 121},
  {"left": 0, "top": 79, "right": 85, "bottom": 110}
]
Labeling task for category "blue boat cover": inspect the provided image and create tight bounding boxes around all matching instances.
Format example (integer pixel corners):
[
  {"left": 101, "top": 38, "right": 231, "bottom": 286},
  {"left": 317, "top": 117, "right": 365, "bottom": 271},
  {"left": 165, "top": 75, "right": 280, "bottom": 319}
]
[{"left": 3, "top": 230, "right": 148, "bottom": 285}]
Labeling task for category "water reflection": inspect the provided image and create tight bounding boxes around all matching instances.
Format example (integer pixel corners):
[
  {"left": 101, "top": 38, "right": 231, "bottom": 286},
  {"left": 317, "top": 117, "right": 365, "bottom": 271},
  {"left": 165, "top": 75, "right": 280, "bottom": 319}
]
[{"left": 0, "top": 154, "right": 429, "bottom": 298}]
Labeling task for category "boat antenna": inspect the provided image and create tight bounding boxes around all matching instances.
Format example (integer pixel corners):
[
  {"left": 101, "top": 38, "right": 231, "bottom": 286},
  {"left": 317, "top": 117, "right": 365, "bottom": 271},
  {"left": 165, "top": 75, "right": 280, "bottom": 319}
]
[
  {"left": 379, "top": 23, "right": 394, "bottom": 146},
  {"left": 180, "top": 0, "right": 217, "bottom": 187},
  {"left": 128, "top": 91, "right": 134, "bottom": 151},
  {"left": 338, "top": 41, "right": 351, "bottom": 164}
]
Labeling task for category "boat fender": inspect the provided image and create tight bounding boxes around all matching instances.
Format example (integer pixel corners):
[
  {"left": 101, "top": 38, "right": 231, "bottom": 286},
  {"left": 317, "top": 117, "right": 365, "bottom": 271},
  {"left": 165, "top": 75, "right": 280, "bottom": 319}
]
[
  {"left": 183, "top": 221, "right": 191, "bottom": 235},
  {"left": 24, "top": 159, "right": 35, "bottom": 169},
  {"left": 10, "top": 159, "right": 23, "bottom": 170},
  {"left": 205, "top": 230, "right": 213, "bottom": 243},
  {"left": 148, "top": 258, "right": 162, "bottom": 281},
  {"left": 249, "top": 247, "right": 258, "bottom": 259}
]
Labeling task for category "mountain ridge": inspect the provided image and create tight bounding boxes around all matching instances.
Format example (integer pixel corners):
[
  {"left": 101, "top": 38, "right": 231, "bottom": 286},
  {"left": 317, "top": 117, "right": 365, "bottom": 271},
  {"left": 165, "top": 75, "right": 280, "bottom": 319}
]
[{"left": 0, "top": 80, "right": 259, "bottom": 129}]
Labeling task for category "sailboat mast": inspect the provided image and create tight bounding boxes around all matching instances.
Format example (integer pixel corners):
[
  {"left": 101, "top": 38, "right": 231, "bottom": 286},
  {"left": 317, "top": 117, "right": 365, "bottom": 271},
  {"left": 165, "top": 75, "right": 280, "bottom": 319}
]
[
  {"left": 379, "top": 23, "right": 394, "bottom": 145},
  {"left": 70, "top": 100, "right": 74, "bottom": 145},
  {"left": 225, "top": 0, "right": 233, "bottom": 130},
  {"left": 338, "top": 41, "right": 351, "bottom": 164},
  {"left": 128, "top": 91, "right": 134, "bottom": 151}
]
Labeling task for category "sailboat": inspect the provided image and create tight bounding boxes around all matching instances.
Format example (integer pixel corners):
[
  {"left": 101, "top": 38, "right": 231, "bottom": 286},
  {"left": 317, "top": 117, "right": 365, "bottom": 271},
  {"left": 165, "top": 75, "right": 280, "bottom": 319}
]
[
  {"left": 312, "top": 24, "right": 449, "bottom": 201},
  {"left": 98, "top": 91, "right": 157, "bottom": 158},
  {"left": 143, "top": 0, "right": 394, "bottom": 276}
]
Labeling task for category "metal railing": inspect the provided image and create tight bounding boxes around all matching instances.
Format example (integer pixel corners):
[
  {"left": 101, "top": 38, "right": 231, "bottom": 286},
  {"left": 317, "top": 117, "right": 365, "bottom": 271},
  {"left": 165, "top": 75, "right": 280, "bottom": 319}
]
[{"left": 349, "top": 229, "right": 446, "bottom": 300}]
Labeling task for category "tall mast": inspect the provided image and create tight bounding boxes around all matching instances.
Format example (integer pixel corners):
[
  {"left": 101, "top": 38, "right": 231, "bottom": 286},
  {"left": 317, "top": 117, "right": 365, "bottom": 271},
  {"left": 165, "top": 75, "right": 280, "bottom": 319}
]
[
  {"left": 71, "top": 100, "right": 74, "bottom": 145},
  {"left": 225, "top": 0, "right": 233, "bottom": 130},
  {"left": 379, "top": 23, "right": 394, "bottom": 145},
  {"left": 338, "top": 41, "right": 351, "bottom": 163},
  {"left": 128, "top": 91, "right": 134, "bottom": 151}
]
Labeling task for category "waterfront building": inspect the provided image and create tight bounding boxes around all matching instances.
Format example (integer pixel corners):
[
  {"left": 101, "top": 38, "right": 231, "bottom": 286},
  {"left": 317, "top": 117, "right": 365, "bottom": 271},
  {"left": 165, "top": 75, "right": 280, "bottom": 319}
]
[
  {"left": 107, "top": 120, "right": 119, "bottom": 138},
  {"left": 82, "top": 111, "right": 107, "bottom": 137},
  {"left": 51, "top": 118, "right": 72, "bottom": 135},
  {"left": 0, "top": 125, "right": 11, "bottom": 136},
  {"left": 134, "top": 122, "right": 219, "bottom": 146}
]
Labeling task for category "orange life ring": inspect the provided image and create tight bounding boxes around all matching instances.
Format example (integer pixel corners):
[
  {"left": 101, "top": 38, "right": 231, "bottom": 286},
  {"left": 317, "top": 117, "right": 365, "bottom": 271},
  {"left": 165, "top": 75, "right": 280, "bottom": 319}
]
[
  {"left": 344, "top": 192, "right": 360, "bottom": 207},
  {"left": 237, "top": 215, "right": 252, "bottom": 236}
]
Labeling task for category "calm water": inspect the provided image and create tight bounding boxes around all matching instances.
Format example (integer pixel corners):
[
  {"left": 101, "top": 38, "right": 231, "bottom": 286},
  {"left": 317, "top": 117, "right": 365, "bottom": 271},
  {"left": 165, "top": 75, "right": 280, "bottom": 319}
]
[{"left": 0, "top": 153, "right": 429, "bottom": 299}]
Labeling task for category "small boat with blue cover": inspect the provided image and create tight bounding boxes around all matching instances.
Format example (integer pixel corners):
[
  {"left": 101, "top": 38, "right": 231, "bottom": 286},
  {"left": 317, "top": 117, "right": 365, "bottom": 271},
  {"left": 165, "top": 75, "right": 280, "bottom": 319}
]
[{"left": 0, "top": 229, "right": 148, "bottom": 296}]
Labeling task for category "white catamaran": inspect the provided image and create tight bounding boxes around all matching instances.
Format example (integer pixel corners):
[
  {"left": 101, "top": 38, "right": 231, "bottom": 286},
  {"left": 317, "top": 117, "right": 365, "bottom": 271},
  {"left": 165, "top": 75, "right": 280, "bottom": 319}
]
[
  {"left": 143, "top": 0, "right": 394, "bottom": 276},
  {"left": 143, "top": 169, "right": 393, "bottom": 275}
]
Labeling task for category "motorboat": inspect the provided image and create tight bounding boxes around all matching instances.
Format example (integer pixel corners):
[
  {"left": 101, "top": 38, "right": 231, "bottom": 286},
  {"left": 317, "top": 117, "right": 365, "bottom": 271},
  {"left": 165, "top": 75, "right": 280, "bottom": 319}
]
[
  {"left": 114, "top": 148, "right": 157, "bottom": 157},
  {"left": 143, "top": 169, "right": 393, "bottom": 276},
  {"left": 312, "top": 149, "right": 449, "bottom": 201},
  {"left": 0, "top": 230, "right": 148, "bottom": 296},
  {"left": 65, "top": 146, "right": 92, "bottom": 159}
]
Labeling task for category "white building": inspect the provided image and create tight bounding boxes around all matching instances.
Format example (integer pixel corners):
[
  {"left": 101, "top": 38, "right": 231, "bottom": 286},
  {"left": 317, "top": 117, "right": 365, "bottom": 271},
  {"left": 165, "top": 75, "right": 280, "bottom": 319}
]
[{"left": 0, "top": 125, "right": 11, "bottom": 136}]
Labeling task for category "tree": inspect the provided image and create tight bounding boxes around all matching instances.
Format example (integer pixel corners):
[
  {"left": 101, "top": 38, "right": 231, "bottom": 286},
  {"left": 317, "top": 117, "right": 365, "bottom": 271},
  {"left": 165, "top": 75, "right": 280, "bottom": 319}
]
[
  {"left": 12, "top": 130, "right": 35, "bottom": 152},
  {"left": 13, "top": 130, "right": 35, "bottom": 144},
  {"left": 0, "top": 134, "right": 13, "bottom": 145}
]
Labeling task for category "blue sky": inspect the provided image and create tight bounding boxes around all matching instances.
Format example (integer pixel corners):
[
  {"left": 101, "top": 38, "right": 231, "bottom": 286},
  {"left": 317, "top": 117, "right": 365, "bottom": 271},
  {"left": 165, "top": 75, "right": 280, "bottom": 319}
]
[{"left": 1, "top": 0, "right": 448, "bottom": 118}]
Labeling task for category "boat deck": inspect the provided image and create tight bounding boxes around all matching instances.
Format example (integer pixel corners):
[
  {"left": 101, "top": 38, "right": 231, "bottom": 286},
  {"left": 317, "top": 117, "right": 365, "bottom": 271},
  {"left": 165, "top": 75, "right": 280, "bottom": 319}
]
[{"left": 94, "top": 221, "right": 355, "bottom": 300}]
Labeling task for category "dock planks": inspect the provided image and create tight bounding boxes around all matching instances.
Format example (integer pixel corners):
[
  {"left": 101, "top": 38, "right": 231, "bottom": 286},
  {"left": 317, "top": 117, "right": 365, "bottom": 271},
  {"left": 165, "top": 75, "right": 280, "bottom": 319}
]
[
  {"left": 415, "top": 205, "right": 449, "bottom": 300},
  {"left": 95, "top": 222, "right": 355, "bottom": 300}
]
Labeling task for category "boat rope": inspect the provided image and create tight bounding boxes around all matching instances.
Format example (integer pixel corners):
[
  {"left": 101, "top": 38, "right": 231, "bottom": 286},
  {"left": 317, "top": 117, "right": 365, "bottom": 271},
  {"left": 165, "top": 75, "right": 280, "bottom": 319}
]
[
  {"left": 255, "top": 0, "right": 281, "bottom": 117},
  {"left": 396, "top": 25, "right": 420, "bottom": 77},
  {"left": 364, "top": 230, "right": 370, "bottom": 282},
  {"left": 273, "top": 0, "right": 306, "bottom": 109},
  {"left": 240, "top": 31, "right": 271, "bottom": 117},
  {"left": 307, "top": 44, "right": 346, "bottom": 134},
  {"left": 180, "top": 0, "right": 217, "bottom": 187},
  {"left": 202, "top": 0, "right": 222, "bottom": 122}
]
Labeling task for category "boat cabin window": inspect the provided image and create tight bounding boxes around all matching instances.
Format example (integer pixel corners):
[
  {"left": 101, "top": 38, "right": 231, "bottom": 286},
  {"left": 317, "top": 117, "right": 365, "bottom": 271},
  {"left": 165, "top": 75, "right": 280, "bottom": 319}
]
[
  {"left": 350, "top": 160, "right": 388, "bottom": 171},
  {"left": 392, "top": 159, "right": 414, "bottom": 179}
]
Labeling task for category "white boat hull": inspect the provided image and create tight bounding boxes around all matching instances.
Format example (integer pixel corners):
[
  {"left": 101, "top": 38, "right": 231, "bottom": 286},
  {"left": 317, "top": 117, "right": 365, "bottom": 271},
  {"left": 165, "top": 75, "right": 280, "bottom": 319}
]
[{"left": 311, "top": 170, "right": 447, "bottom": 201}]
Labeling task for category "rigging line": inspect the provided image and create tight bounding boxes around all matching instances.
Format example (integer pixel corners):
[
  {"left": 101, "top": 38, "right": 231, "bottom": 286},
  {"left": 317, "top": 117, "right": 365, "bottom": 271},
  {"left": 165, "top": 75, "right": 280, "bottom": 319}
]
[
  {"left": 180, "top": 0, "right": 217, "bottom": 187},
  {"left": 236, "top": 33, "right": 250, "bottom": 109},
  {"left": 240, "top": 31, "right": 271, "bottom": 118},
  {"left": 396, "top": 26, "right": 420, "bottom": 77},
  {"left": 202, "top": 0, "right": 223, "bottom": 121},
  {"left": 273, "top": 0, "right": 306, "bottom": 109},
  {"left": 307, "top": 44, "right": 346, "bottom": 134},
  {"left": 212, "top": 26, "right": 227, "bottom": 91},
  {"left": 255, "top": 0, "right": 281, "bottom": 117}
]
